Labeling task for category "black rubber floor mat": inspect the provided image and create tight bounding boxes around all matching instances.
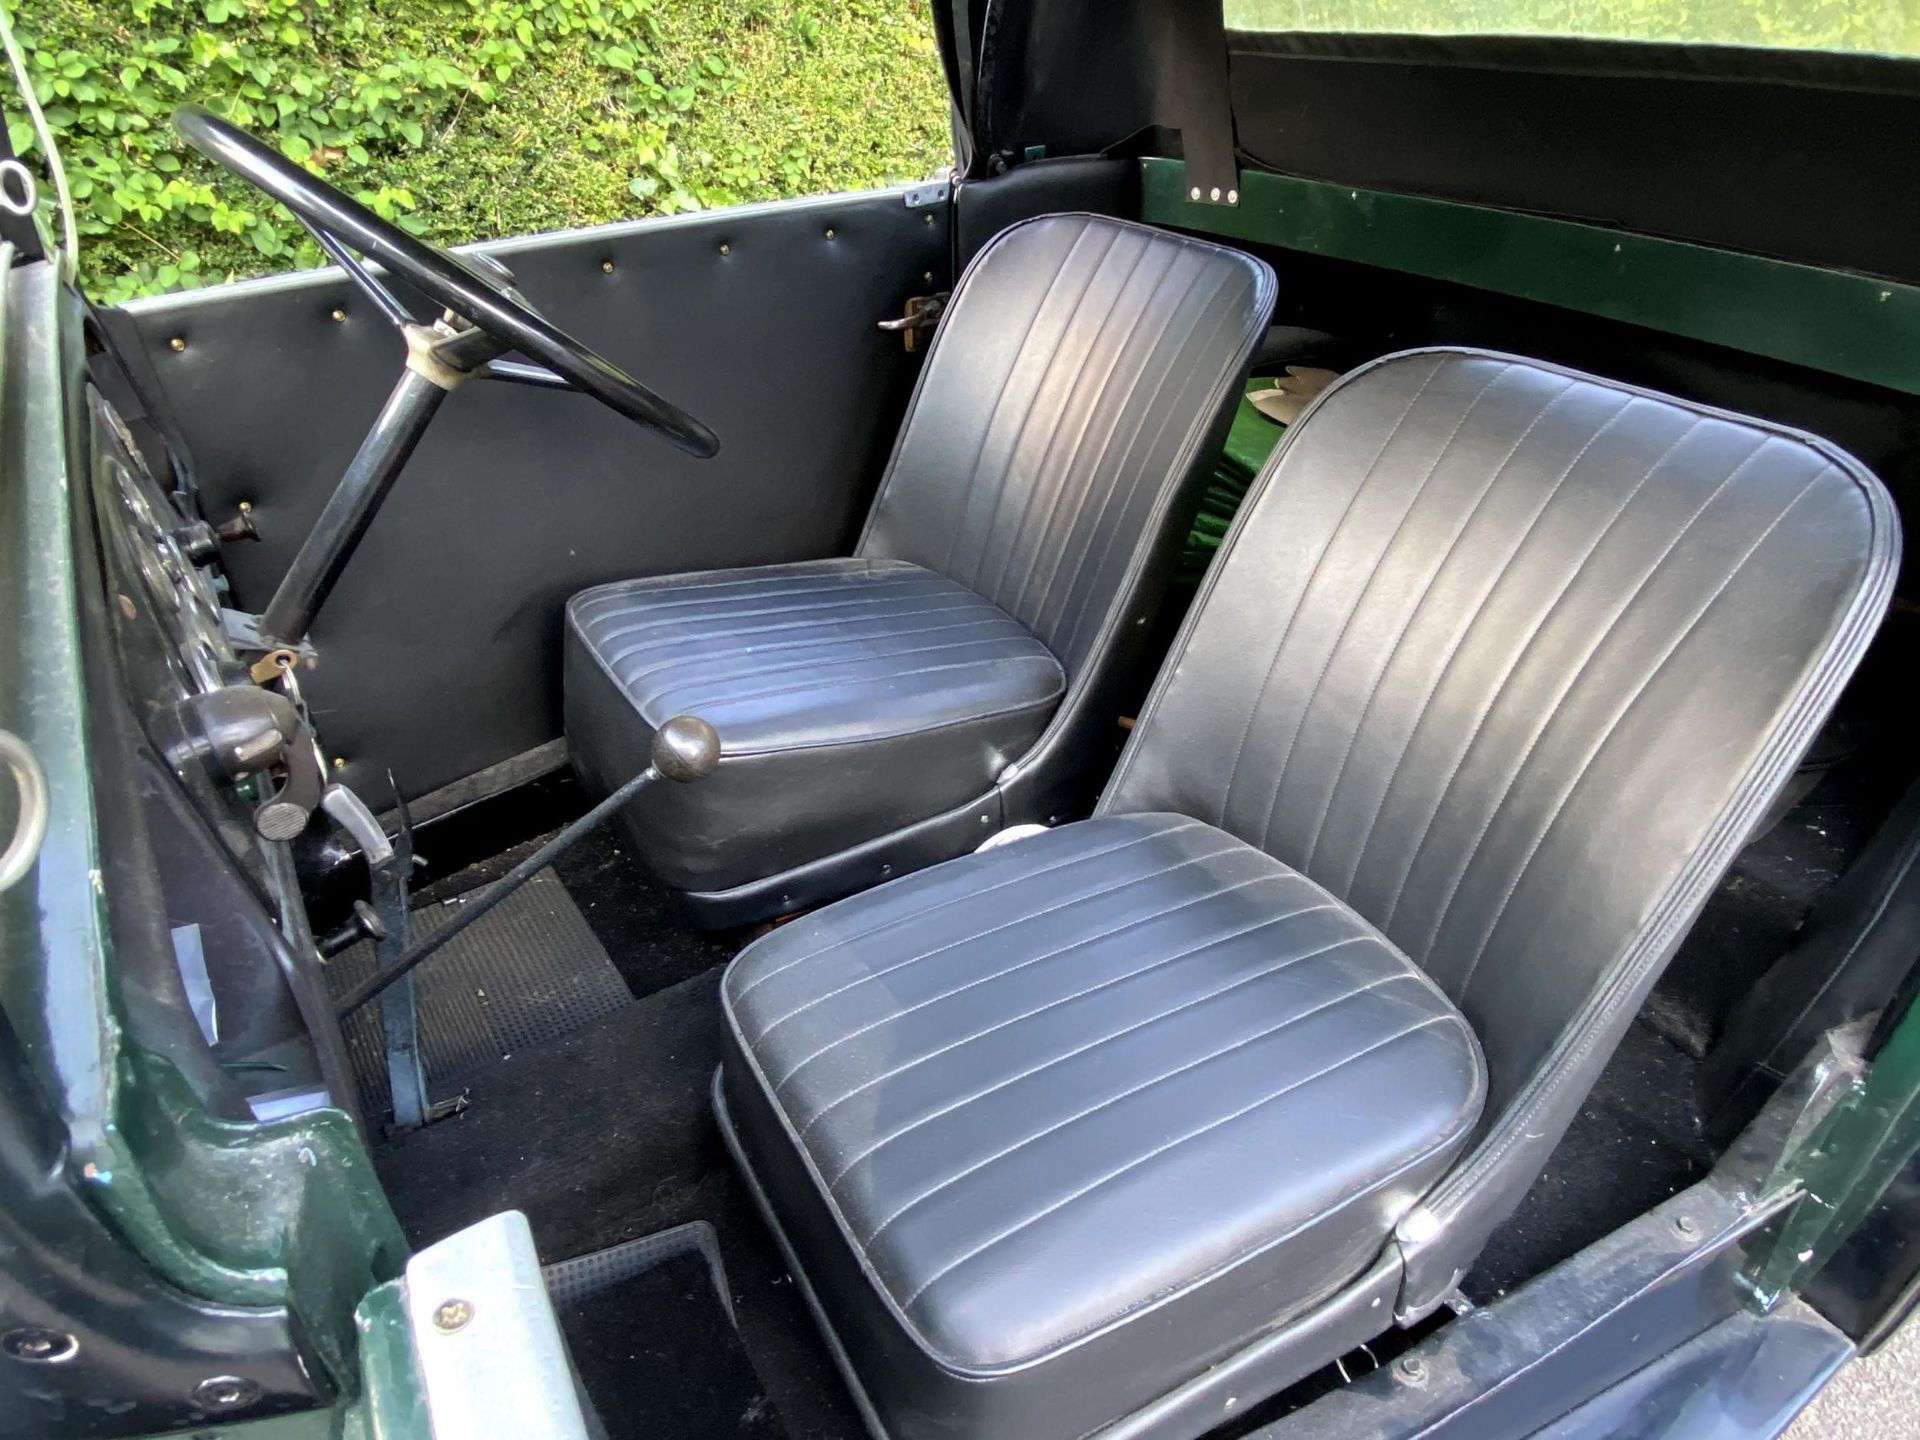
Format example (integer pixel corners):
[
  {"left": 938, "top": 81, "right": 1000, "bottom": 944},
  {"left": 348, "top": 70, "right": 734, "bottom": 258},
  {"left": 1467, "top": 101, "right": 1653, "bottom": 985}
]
[
  {"left": 327, "top": 868, "right": 632, "bottom": 1120},
  {"left": 547, "top": 1222, "right": 787, "bottom": 1439}
]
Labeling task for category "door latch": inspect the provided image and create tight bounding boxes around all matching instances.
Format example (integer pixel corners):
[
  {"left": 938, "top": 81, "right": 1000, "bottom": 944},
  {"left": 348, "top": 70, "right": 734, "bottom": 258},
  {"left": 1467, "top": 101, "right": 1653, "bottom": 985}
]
[{"left": 878, "top": 292, "right": 948, "bottom": 352}]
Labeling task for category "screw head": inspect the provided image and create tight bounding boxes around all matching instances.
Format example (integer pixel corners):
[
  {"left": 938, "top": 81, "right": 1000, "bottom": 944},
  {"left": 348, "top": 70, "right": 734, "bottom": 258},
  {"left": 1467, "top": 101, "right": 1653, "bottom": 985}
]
[
  {"left": 824, "top": 227, "right": 836, "bottom": 239},
  {"left": 331, "top": 756, "right": 347, "bottom": 771},
  {"left": 3, "top": 1327, "right": 77, "bottom": 1363},
  {"left": 1227, "top": 188, "right": 1239, "bottom": 205},
  {"left": 1674, "top": 1214, "right": 1698, "bottom": 1237},
  {"left": 718, "top": 242, "right": 731, "bottom": 255},
  {"left": 192, "top": 1375, "right": 262, "bottom": 1411},
  {"left": 169, "top": 337, "right": 186, "bottom": 352},
  {"left": 1189, "top": 186, "right": 1201, "bottom": 201},
  {"left": 600, "top": 259, "right": 614, "bottom": 273},
  {"left": 1396, "top": 1355, "right": 1428, "bottom": 1384},
  {"left": 432, "top": 1298, "right": 474, "bottom": 1333},
  {"left": 923, "top": 213, "right": 934, "bottom": 225},
  {"left": 330, "top": 308, "right": 346, "bottom": 323}
]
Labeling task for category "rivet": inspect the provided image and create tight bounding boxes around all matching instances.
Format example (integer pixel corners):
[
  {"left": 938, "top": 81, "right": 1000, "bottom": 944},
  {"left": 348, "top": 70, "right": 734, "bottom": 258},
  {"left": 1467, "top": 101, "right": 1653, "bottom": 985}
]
[
  {"left": 3, "top": 1327, "right": 78, "bottom": 1363},
  {"left": 601, "top": 259, "right": 614, "bottom": 273},
  {"left": 879, "top": 863, "right": 893, "bottom": 877},
  {"left": 718, "top": 242, "right": 731, "bottom": 256},
  {"left": 1209, "top": 186, "right": 1221, "bottom": 202},
  {"left": 330, "top": 308, "right": 346, "bottom": 323},
  {"left": 331, "top": 757, "right": 346, "bottom": 771},
  {"left": 1397, "top": 1356, "right": 1427, "bottom": 1384},
  {"left": 923, "top": 213, "right": 934, "bottom": 225},
  {"left": 923, "top": 271, "right": 934, "bottom": 283},
  {"left": 432, "top": 1298, "right": 474, "bottom": 1333},
  {"left": 192, "top": 1375, "right": 262, "bottom": 1411},
  {"left": 237, "top": 500, "right": 254, "bottom": 513},
  {"left": 1189, "top": 186, "right": 1201, "bottom": 201},
  {"left": 824, "top": 227, "right": 836, "bottom": 239},
  {"left": 1227, "top": 189, "right": 1238, "bottom": 205},
  {"left": 169, "top": 336, "right": 186, "bottom": 352}
]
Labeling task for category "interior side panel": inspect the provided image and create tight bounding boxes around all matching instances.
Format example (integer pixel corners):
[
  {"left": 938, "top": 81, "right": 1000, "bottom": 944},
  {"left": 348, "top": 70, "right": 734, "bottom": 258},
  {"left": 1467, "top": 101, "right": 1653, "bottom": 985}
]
[{"left": 120, "top": 188, "right": 951, "bottom": 799}]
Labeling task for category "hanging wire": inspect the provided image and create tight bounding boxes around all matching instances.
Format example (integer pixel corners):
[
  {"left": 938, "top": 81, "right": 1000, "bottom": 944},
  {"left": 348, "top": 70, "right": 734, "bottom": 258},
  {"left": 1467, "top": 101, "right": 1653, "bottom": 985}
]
[{"left": 0, "top": 2, "right": 79, "bottom": 277}]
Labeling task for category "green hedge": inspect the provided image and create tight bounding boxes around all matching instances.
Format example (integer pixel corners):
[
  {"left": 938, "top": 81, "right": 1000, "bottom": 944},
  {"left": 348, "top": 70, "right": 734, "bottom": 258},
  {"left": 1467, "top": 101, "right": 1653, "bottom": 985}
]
[{"left": 7, "top": 0, "right": 952, "bottom": 302}]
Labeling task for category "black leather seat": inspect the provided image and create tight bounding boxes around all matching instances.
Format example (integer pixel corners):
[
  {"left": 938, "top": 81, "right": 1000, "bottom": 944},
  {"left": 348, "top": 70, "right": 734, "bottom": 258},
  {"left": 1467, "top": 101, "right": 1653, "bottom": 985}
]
[
  {"left": 566, "top": 214, "right": 1275, "bottom": 922},
  {"left": 716, "top": 349, "right": 1899, "bottom": 1440}
]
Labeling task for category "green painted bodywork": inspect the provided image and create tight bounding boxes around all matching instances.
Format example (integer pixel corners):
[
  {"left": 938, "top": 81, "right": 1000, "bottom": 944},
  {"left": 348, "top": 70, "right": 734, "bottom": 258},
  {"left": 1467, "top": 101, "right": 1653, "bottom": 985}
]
[
  {"left": 1749, "top": 1010, "right": 1920, "bottom": 1307},
  {"left": 1140, "top": 158, "right": 1920, "bottom": 396},
  {"left": 2, "top": 255, "right": 407, "bottom": 1424}
]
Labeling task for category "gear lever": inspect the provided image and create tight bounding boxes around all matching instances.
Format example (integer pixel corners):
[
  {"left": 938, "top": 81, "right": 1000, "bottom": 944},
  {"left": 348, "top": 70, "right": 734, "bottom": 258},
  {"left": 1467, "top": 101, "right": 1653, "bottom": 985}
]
[{"left": 332, "top": 715, "right": 719, "bottom": 1019}]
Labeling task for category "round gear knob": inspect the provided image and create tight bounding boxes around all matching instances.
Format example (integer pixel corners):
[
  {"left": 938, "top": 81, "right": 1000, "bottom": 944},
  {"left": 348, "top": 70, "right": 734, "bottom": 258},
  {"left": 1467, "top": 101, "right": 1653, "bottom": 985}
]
[{"left": 651, "top": 714, "right": 720, "bottom": 783}]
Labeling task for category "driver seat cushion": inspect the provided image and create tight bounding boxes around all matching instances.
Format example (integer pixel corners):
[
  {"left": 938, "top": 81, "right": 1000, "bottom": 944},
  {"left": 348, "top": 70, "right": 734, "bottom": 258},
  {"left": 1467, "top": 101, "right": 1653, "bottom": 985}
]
[
  {"left": 565, "top": 557, "right": 1064, "bottom": 893},
  {"left": 718, "top": 812, "right": 1485, "bottom": 1440}
]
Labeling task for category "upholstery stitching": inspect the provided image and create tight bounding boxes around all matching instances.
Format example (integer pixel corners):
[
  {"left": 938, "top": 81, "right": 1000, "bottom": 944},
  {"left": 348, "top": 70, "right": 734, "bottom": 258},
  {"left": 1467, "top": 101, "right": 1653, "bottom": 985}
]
[
  {"left": 1252, "top": 362, "right": 1517, "bottom": 854},
  {"left": 1446, "top": 465, "right": 1829, "bottom": 1004},
  {"left": 1336, "top": 408, "right": 1699, "bottom": 901},
  {"left": 726, "top": 820, "right": 1202, "bottom": 1001},
  {"left": 1212, "top": 357, "right": 1449, "bottom": 832},
  {"left": 1377, "top": 428, "right": 1770, "bottom": 941},
  {"left": 758, "top": 843, "right": 1253, "bottom": 1068},
  {"left": 944, "top": 222, "right": 1121, "bottom": 585},
  {"left": 865, "top": 975, "right": 1430, "bottom": 1248},
  {"left": 895, "top": 1016, "right": 1455, "bottom": 1308},
  {"left": 821, "top": 926, "right": 1395, "bottom": 1187},
  {"left": 1294, "top": 380, "right": 1586, "bottom": 878},
  {"left": 980, "top": 233, "right": 1168, "bottom": 607},
  {"left": 1399, "top": 435, "right": 1780, "bottom": 967}
]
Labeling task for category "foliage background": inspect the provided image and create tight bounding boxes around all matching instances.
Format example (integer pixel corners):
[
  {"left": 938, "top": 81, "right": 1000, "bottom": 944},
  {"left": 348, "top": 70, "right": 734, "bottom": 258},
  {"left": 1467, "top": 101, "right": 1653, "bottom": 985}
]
[{"left": 6, "top": 0, "right": 952, "bottom": 301}]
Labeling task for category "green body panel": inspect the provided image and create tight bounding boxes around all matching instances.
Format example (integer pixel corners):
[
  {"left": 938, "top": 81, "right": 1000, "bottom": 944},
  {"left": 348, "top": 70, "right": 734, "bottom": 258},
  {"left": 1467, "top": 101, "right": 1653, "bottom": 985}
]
[
  {"left": 1140, "top": 158, "right": 1920, "bottom": 396},
  {"left": 1749, "top": 1008, "right": 1920, "bottom": 1307},
  {"left": 0, "top": 256, "right": 406, "bottom": 1404}
]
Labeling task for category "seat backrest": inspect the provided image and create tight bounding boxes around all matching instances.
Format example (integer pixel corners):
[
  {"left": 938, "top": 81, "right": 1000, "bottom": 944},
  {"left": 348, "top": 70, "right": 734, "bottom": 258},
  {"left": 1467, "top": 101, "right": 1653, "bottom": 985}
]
[
  {"left": 858, "top": 214, "right": 1274, "bottom": 683},
  {"left": 1103, "top": 348, "right": 1898, "bottom": 1309}
]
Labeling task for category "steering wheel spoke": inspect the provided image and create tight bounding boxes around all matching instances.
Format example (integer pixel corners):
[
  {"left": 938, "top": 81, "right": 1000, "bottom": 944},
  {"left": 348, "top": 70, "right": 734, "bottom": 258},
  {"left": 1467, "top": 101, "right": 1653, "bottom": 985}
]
[
  {"left": 300, "top": 219, "right": 417, "bottom": 328},
  {"left": 176, "top": 105, "right": 719, "bottom": 458}
]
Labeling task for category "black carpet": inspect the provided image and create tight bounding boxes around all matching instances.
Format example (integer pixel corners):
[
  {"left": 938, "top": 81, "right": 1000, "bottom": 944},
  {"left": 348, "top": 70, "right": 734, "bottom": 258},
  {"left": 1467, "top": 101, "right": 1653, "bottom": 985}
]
[
  {"left": 547, "top": 1226, "right": 787, "bottom": 1440},
  {"left": 371, "top": 963, "right": 863, "bottom": 1438}
]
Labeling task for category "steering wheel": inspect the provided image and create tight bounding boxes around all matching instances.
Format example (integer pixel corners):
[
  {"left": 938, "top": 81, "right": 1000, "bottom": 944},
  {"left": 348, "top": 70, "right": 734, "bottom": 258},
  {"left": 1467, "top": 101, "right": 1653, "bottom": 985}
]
[{"left": 174, "top": 105, "right": 719, "bottom": 458}]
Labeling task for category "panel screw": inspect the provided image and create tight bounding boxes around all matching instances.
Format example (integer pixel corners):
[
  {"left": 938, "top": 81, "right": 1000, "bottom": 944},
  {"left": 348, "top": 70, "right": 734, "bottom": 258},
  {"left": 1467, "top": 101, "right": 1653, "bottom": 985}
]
[
  {"left": 238, "top": 500, "right": 253, "bottom": 513},
  {"left": 1396, "top": 1355, "right": 1427, "bottom": 1384},
  {"left": 192, "top": 1375, "right": 261, "bottom": 1411},
  {"left": 824, "top": 227, "right": 836, "bottom": 239},
  {"left": 331, "top": 308, "right": 346, "bottom": 323},
  {"left": 331, "top": 756, "right": 347, "bottom": 771},
  {"left": 1209, "top": 186, "right": 1221, "bottom": 201},
  {"left": 432, "top": 1298, "right": 474, "bottom": 1333},
  {"left": 923, "top": 213, "right": 934, "bottom": 225},
  {"left": 923, "top": 271, "right": 934, "bottom": 283},
  {"left": 3, "top": 1327, "right": 77, "bottom": 1363},
  {"left": 601, "top": 259, "right": 614, "bottom": 273},
  {"left": 1189, "top": 186, "right": 1201, "bottom": 201},
  {"left": 1674, "top": 1214, "right": 1697, "bottom": 1237},
  {"left": 1227, "top": 189, "right": 1239, "bottom": 205},
  {"left": 169, "top": 336, "right": 186, "bottom": 352},
  {"left": 718, "top": 242, "right": 731, "bottom": 255}
]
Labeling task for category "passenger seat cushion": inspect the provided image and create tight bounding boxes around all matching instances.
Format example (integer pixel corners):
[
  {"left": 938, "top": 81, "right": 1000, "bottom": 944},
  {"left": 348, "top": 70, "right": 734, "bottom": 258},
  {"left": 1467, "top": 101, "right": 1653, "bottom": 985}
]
[
  {"left": 718, "top": 813, "right": 1485, "bottom": 1439},
  {"left": 564, "top": 557, "right": 1064, "bottom": 894}
]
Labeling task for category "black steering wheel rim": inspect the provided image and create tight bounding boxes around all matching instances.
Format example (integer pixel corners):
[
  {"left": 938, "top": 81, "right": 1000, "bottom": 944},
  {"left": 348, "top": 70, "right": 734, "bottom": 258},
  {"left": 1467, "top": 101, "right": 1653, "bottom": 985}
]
[{"left": 174, "top": 105, "right": 719, "bottom": 459}]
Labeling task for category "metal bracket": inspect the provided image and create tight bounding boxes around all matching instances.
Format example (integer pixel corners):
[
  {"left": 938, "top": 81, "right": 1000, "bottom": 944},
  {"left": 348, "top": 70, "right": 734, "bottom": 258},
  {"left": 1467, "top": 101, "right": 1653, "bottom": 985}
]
[
  {"left": 903, "top": 178, "right": 951, "bottom": 210},
  {"left": 221, "top": 608, "right": 319, "bottom": 667}
]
